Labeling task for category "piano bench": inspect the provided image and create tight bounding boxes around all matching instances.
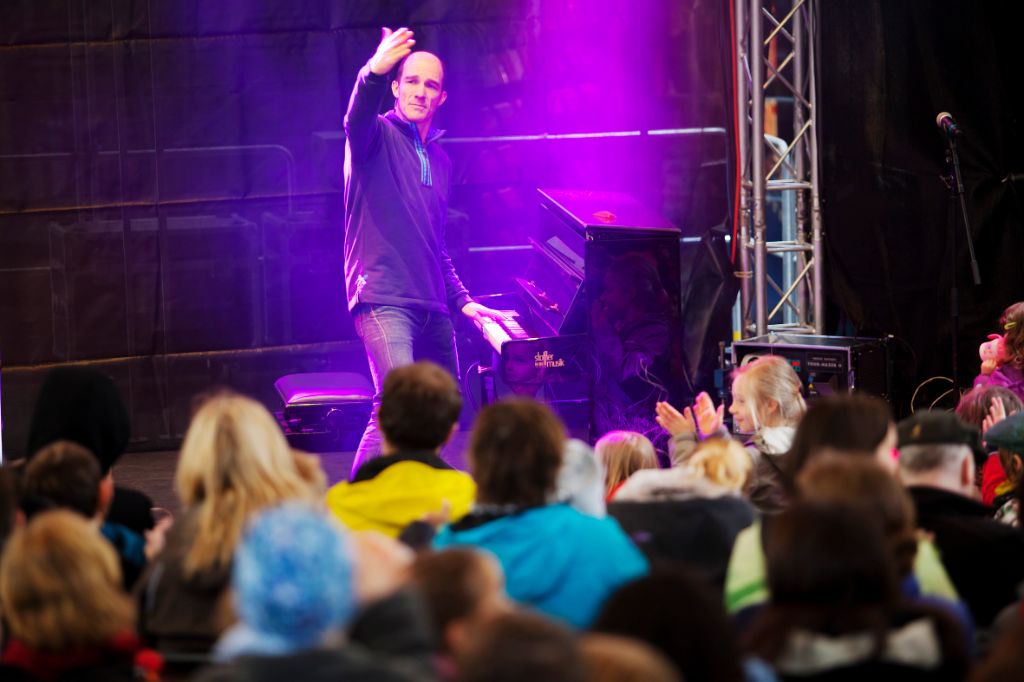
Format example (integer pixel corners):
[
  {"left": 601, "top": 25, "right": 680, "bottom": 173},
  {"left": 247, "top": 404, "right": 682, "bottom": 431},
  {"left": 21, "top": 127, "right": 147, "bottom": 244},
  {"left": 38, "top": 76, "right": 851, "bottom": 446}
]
[{"left": 274, "top": 372, "right": 374, "bottom": 450}]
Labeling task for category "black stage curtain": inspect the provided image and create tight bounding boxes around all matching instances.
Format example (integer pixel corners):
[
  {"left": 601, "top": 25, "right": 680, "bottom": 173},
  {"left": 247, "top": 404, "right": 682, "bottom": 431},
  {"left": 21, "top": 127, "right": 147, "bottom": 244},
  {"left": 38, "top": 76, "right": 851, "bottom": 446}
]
[{"left": 818, "top": 1, "right": 1024, "bottom": 409}]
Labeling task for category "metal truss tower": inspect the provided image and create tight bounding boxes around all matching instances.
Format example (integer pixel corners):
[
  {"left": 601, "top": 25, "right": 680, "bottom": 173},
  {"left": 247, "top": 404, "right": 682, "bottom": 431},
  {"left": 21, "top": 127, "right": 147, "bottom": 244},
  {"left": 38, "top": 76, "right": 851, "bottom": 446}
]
[{"left": 734, "top": 0, "right": 824, "bottom": 337}]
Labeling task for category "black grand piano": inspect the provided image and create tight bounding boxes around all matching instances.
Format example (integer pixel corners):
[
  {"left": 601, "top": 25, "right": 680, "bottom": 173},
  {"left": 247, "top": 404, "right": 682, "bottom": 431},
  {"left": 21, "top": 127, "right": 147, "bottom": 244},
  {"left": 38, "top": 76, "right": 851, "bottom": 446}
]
[{"left": 471, "top": 188, "right": 683, "bottom": 443}]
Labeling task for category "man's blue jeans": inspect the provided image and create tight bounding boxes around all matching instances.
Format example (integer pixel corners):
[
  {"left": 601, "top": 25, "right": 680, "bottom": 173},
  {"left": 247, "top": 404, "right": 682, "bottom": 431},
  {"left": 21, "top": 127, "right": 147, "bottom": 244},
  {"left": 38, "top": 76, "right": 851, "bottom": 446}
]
[{"left": 350, "top": 303, "right": 460, "bottom": 478}]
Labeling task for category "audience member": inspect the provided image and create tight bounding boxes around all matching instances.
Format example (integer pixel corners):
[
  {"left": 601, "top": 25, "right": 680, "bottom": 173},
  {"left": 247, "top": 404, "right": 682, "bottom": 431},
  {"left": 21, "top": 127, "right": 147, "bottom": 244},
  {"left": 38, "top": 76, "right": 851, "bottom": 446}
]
[
  {"left": 457, "top": 611, "right": 586, "bottom": 682},
  {"left": 897, "top": 410, "right": 1024, "bottom": 628},
  {"left": 742, "top": 501, "right": 967, "bottom": 681},
  {"left": 657, "top": 355, "right": 806, "bottom": 511},
  {"left": 553, "top": 438, "right": 607, "bottom": 518},
  {"left": 594, "top": 431, "right": 658, "bottom": 501},
  {"left": 956, "top": 385, "right": 1022, "bottom": 505},
  {"left": 409, "top": 548, "right": 511, "bottom": 679},
  {"left": 135, "top": 391, "right": 323, "bottom": 654},
  {"left": 326, "top": 362, "right": 476, "bottom": 537},
  {"left": 579, "top": 634, "right": 681, "bottom": 682},
  {"left": 0, "top": 510, "right": 162, "bottom": 681},
  {"left": 782, "top": 393, "right": 897, "bottom": 488},
  {"left": 686, "top": 437, "right": 752, "bottom": 492},
  {"left": 21, "top": 440, "right": 154, "bottom": 589},
  {"left": 795, "top": 456, "right": 974, "bottom": 645},
  {"left": 194, "top": 503, "right": 432, "bottom": 682},
  {"left": 608, "top": 454, "right": 754, "bottom": 589},
  {"left": 26, "top": 366, "right": 155, "bottom": 534},
  {"left": 981, "top": 412, "right": 1024, "bottom": 525},
  {"left": 974, "top": 301, "right": 1024, "bottom": 400},
  {"left": 725, "top": 394, "right": 917, "bottom": 613},
  {"left": 592, "top": 565, "right": 747, "bottom": 682},
  {"left": 434, "top": 398, "right": 647, "bottom": 628}
]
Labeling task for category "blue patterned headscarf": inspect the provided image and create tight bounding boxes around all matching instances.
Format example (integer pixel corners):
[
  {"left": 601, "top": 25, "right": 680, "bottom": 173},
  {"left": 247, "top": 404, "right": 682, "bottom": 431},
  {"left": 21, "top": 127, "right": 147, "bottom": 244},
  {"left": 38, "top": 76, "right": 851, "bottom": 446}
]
[{"left": 215, "top": 503, "right": 355, "bottom": 660}]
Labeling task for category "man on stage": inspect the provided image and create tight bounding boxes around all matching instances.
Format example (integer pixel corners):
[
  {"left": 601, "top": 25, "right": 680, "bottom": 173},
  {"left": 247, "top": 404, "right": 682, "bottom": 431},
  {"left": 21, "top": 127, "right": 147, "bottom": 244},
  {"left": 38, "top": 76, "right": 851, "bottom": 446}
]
[{"left": 343, "top": 27, "right": 503, "bottom": 475}]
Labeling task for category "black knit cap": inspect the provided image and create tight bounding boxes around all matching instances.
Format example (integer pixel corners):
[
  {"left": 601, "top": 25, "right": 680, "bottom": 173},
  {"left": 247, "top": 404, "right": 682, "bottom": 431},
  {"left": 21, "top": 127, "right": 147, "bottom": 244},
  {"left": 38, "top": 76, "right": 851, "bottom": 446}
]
[
  {"left": 897, "top": 410, "right": 985, "bottom": 465},
  {"left": 26, "top": 367, "right": 131, "bottom": 474}
]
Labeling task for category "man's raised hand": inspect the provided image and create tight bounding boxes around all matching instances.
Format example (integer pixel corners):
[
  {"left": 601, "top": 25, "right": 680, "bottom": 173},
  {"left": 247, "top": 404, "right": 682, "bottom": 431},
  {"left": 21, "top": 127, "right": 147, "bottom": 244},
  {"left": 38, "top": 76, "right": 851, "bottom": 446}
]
[{"left": 368, "top": 26, "right": 415, "bottom": 76}]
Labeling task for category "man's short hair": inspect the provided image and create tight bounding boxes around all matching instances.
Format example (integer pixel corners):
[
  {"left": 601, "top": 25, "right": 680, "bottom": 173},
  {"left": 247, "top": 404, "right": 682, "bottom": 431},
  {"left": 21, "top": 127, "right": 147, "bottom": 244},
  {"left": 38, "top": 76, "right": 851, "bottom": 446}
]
[
  {"left": 378, "top": 361, "right": 462, "bottom": 451},
  {"left": 22, "top": 441, "right": 102, "bottom": 518},
  {"left": 898, "top": 443, "right": 971, "bottom": 475}
]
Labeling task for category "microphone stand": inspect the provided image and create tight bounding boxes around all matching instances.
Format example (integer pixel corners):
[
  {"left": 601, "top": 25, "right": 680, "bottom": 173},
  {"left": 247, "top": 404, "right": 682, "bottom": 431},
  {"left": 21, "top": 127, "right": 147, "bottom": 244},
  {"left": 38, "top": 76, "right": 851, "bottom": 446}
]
[{"left": 943, "top": 132, "right": 982, "bottom": 391}]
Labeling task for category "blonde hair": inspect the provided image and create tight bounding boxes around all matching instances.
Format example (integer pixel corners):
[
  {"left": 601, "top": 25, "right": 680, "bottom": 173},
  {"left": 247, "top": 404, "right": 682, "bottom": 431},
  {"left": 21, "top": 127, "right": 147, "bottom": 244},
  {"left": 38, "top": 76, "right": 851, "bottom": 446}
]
[
  {"left": 733, "top": 355, "right": 805, "bottom": 428},
  {"left": 595, "top": 430, "right": 658, "bottom": 495},
  {"left": 0, "top": 510, "right": 134, "bottom": 651},
  {"left": 687, "top": 437, "right": 752, "bottom": 492},
  {"left": 176, "top": 392, "right": 321, "bottom": 575}
]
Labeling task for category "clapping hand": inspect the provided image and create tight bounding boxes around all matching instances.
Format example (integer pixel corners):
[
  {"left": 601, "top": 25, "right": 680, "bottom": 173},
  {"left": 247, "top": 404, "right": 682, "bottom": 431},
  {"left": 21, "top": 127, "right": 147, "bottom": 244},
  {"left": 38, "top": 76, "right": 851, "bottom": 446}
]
[
  {"left": 655, "top": 391, "right": 724, "bottom": 438},
  {"left": 368, "top": 27, "right": 415, "bottom": 76},
  {"left": 656, "top": 400, "right": 696, "bottom": 436}
]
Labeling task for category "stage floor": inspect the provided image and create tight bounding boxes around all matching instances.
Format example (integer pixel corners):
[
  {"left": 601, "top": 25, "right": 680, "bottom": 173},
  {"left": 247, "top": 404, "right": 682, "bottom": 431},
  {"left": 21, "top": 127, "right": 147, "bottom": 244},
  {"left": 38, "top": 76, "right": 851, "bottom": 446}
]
[{"left": 112, "top": 431, "right": 471, "bottom": 517}]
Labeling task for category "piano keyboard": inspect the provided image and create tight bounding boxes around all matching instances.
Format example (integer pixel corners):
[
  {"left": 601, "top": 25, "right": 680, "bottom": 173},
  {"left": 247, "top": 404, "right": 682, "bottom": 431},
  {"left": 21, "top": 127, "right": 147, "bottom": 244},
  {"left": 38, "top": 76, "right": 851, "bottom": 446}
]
[{"left": 475, "top": 310, "right": 529, "bottom": 353}]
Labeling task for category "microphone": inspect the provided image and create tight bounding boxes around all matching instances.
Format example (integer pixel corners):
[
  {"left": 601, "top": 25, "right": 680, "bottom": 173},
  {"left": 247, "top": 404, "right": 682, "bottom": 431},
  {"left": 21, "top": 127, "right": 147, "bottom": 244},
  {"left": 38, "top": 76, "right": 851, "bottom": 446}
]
[{"left": 936, "top": 112, "right": 962, "bottom": 138}]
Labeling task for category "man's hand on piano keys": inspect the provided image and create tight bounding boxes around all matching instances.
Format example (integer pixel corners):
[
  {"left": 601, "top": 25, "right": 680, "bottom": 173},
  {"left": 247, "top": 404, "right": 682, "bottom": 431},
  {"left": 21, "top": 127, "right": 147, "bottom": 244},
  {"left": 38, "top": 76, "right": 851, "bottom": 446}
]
[{"left": 461, "top": 301, "right": 508, "bottom": 324}]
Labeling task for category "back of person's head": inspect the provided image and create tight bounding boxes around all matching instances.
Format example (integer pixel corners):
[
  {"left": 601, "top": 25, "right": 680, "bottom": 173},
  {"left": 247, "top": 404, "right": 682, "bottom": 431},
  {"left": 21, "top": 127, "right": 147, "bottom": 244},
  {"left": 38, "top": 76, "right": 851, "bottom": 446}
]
[
  {"left": 797, "top": 456, "right": 918, "bottom": 578},
  {"left": 22, "top": 440, "right": 103, "bottom": 518},
  {"left": 379, "top": 361, "right": 462, "bottom": 451},
  {"left": 897, "top": 411, "right": 981, "bottom": 483},
  {"left": 1000, "top": 301, "right": 1024, "bottom": 369},
  {"left": 219, "top": 503, "right": 355, "bottom": 657},
  {"left": 579, "top": 634, "right": 681, "bottom": 682},
  {"left": 410, "top": 548, "right": 509, "bottom": 654},
  {"left": 469, "top": 398, "right": 566, "bottom": 507},
  {"left": 732, "top": 355, "right": 805, "bottom": 428},
  {"left": 956, "top": 384, "right": 1024, "bottom": 429},
  {"left": 595, "top": 431, "right": 657, "bottom": 496},
  {"left": 899, "top": 443, "right": 973, "bottom": 475},
  {"left": 0, "top": 510, "right": 133, "bottom": 652},
  {"left": 742, "top": 501, "right": 898, "bottom": 664},
  {"left": 783, "top": 394, "right": 894, "bottom": 491},
  {"left": 686, "top": 437, "right": 751, "bottom": 492},
  {"left": 765, "top": 501, "right": 897, "bottom": 608},
  {"left": 748, "top": 501, "right": 966, "bottom": 676},
  {"left": 27, "top": 366, "right": 130, "bottom": 474},
  {"left": 176, "top": 391, "right": 319, "bottom": 575},
  {"left": 592, "top": 565, "right": 745, "bottom": 682},
  {"left": 745, "top": 502, "right": 894, "bottom": 662},
  {"left": 457, "top": 610, "right": 587, "bottom": 682}
]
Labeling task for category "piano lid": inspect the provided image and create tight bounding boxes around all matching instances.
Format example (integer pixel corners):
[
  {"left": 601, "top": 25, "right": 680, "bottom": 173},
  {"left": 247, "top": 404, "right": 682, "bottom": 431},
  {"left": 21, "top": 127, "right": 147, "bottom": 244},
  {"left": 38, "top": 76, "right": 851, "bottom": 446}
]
[{"left": 537, "top": 188, "right": 680, "bottom": 237}]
